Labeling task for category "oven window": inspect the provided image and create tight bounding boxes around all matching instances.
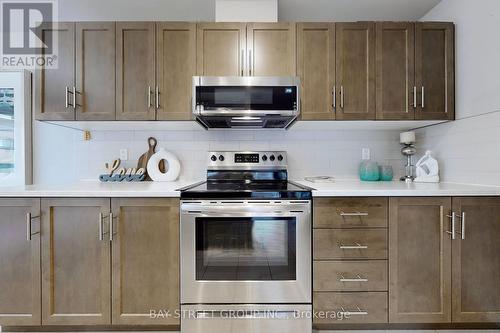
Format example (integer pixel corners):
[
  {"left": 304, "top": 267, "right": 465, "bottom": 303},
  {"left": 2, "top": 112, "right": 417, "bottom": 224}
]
[{"left": 195, "top": 217, "right": 296, "bottom": 281}]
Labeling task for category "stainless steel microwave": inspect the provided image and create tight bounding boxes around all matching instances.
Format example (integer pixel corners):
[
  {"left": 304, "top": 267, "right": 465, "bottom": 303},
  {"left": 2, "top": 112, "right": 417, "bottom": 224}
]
[{"left": 192, "top": 76, "right": 300, "bottom": 129}]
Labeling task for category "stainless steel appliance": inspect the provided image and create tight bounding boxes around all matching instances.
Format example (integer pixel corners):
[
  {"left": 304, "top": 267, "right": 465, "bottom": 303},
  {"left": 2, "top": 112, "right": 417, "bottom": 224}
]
[
  {"left": 180, "top": 151, "right": 312, "bottom": 333},
  {"left": 192, "top": 76, "right": 300, "bottom": 129}
]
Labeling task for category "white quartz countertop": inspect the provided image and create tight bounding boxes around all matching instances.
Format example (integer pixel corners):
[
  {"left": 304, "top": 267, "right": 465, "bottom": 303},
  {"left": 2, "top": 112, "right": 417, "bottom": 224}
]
[
  {"left": 294, "top": 179, "right": 500, "bottom": 197},
  {"left": 0, "top": 180, "right": 195, "bottom": 198},
  {"left": 1, "top": 180, "right": 500, "bottom": 198}
]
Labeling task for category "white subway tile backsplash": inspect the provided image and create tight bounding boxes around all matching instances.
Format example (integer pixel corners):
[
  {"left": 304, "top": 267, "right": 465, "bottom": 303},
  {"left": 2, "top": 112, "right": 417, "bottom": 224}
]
[{"left": 50, "top": 128, "right": 403, "bottom": 182}]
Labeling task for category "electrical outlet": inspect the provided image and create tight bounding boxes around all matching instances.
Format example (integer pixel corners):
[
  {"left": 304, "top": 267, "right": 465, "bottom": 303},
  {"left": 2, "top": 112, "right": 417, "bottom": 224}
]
[
  {"left": 120, "top": 149, "right": 128, "bottom": 161},
  {"left": 362, "top": 148, "right": 371, "bottom": 160}
]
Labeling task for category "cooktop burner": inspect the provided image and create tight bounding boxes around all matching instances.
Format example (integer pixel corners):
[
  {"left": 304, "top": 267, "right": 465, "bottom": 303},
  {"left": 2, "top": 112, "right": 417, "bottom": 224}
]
[
  {"left": 180, "top": 151, "right": 312, "bottom": 200},
  {"left": 180, "top": 180, "right": 312, "bottom": 199}
]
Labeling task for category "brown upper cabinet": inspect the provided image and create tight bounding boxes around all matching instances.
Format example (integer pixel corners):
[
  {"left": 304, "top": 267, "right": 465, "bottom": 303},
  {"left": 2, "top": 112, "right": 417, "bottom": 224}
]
[
  {"left": 156, "top": 22, "right": 196, "bottom": 120},
  {"left": 335, "top": 22, "right": 376, "bottom": 120},
  {"left": 376, "top": 22, "right": 415, "bottom": 120},
  {"left": 246, "top": 23, "right": 296, "bottom": 76},
  {"left": 36, "top": 22, "right": 116, "bottom": 121},
  {"left": 116, "top": 22, "right": 156, "bottom": 120},
  {"left": 416, "top": 22, "right": 455, "bottom": 120},
  {"left": 0, "top": 199, "right": 41, "bottom": 326},
  {"left": 376, "top": 22, "right": 454, "bottom": 120},
  {"left": 297, "top": 23, "right": 336, "bottom": 120},
  {"left": 197, "top": 22, "right": 296, "bottom": 76},
  {"left": 35, "top": 22, "right": 75, "bottom": 120},
  {"left": 76, "top": 22, "right": 116, "bottom": 120},
  {"left": 197, "top": 23, "right": 246, "bottom": 76}
]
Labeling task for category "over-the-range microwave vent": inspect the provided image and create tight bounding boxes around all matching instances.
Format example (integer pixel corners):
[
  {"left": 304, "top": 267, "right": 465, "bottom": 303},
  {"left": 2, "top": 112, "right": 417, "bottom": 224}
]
[{"left": 192, "top": 76, "right": 300, "bottom": 130}]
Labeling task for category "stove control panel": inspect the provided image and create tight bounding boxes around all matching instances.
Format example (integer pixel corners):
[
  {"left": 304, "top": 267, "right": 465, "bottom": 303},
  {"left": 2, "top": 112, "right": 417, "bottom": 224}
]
[{"left": 208, "top": 151, "right": 287, "bottom": 169}]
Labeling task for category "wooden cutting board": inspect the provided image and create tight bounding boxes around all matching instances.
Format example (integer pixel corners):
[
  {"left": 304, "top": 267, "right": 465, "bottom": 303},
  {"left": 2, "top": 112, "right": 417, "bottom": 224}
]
[{"left": 137, "top": 137, "right": 164, "bottom": 181}]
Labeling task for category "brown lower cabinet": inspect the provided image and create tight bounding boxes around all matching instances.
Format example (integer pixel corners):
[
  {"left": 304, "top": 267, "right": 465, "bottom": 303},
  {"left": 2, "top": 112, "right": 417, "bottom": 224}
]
[
  {"left": 389, "top": 197, "right": 500, "bottom": 323},
  {"left": 0, "top": 199, "right": 41, "bottom": 326},
  {"left": 39, "top": 197, "right": 179, "bottom": 326}
]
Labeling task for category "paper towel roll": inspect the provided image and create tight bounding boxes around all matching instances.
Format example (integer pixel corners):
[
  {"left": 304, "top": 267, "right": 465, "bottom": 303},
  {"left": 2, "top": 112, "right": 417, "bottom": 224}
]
[{"left": 146, "top": 148, "right": 181, "bottom": 182}]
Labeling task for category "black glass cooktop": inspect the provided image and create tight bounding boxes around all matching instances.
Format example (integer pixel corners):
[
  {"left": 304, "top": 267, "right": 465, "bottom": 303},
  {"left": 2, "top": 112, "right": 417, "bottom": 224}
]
[{"left": 180, "top": 180, "right": 312, "bottom": 200}]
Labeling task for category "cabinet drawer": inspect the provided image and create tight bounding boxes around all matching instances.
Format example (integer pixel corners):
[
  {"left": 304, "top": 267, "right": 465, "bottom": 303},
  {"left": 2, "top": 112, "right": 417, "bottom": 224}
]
[
  {"left": 313, "top": 229, "right": 388, "bottom": 260},
  {"left": 314, "top": 260, "right": 388, "bottom": 292},
  {"left": 314, "top": 198, "right": 388, "bottom": 229},
  {"left": 313, "top": 292, "right": 388, "bottom": 324}
]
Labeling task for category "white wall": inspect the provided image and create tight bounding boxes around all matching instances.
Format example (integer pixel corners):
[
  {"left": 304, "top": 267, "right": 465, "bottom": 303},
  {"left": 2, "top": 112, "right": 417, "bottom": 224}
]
[
  {"left": 416, "top": 0, "right": 500, "bottom": 186},
  {"left": 55, "top": 0, "right": 440, "bottom": 21}
]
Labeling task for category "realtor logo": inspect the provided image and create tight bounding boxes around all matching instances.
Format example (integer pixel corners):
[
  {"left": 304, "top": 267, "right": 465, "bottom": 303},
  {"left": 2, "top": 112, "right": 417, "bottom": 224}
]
[{"left": 0, "top": 0, "right": 58, "bottom": 68}]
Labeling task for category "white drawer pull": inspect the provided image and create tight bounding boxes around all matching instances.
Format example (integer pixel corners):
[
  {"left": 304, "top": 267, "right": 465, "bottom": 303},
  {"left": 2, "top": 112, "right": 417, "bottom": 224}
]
[
  {"left": 339, "top": 211, "right": 369, "bottom": 217},
  {"left": 339, "top": 242, "right": 368, "bottom": 250},
  {"left": 339, "top": 274, "right": 368, "bottom": 283},
  {"left": 340, "top": 306, "right": 368, "bottom": 316}
]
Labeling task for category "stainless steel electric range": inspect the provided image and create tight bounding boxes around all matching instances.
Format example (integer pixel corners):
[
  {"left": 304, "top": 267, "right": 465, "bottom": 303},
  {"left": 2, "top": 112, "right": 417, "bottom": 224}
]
[{"left": 179, "top": 151, "right": 312, "bottom": 333}]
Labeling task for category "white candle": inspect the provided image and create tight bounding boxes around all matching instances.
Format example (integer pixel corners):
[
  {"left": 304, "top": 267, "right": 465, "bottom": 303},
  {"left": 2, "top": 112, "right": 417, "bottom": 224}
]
[{"left": 400, "top": 131, "right": 416, "bottom": 144}]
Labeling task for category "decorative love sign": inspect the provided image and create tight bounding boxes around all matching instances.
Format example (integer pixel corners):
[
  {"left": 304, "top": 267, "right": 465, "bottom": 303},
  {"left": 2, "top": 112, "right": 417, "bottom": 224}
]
[{"left": 99, "top": 159, "right": 146, "bottom": 182}]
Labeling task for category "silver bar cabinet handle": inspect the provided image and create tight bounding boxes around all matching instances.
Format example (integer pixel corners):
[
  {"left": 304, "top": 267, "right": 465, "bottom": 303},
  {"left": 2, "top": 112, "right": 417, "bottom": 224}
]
[
  {"left": 148, "top": 86, "right": 152, "bottom": 107},
  {"left": 340, "top": 211, "right": 369, "bottom": 217},
  {"left": 340, "top": 307, "right": 368, "bottom": 316},
  {"left": 248, "top": 50, "right": 252, "bottom": 76},
  {"left": 241, "top": 50, "right": 245, "bottom": 76},
  {"left": 72, "top": 86, "right": 77, "bottom": 109},
  {"left": 26, "top": 213, "right": 32, "bottom": 241},
  {"left": 340, "top": 86, "right": 344, "bottom": 108},
  {"left": 332, "top": 86, "right": 336, "bottom": 109},
  {"left": 461, "top": 212, "right": 466, "bottom": 240},
  {"left": 413, "top": 86, "right": 417, "bottom": 109},
  {"left": 339, "top": 274, "right": 368, "bottom": 283},
  {"left": 446, "top": 212, "right": 456, "bottom": 240},
  {"left": 421, "top": 86, "right": 425, "bottom": 108},
  {"left": 109, "top": 212, "right": 114, "bottom": 242},
  {"left": 65, "top": 86, "right": 69, "bottom": 108},
  {"left": 155, "top": 86, "right": 160, "bottom": 109},
  {"left": 339, "top": 242, "right": 368, "bottom": 250},
  {"left": 99, "top": 213, "right": 104, "bottom": 241}
]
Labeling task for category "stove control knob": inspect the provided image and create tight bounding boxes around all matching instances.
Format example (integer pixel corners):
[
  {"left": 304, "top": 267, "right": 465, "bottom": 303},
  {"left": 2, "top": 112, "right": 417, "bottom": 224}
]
[
  {"left": 277, "top": 154, "right": 283, "bottom": 161},
  {"left": 218, "top": 155, "right": 225, "bottom": 162},
  {"left": 210, "top": 155, "right": 217, "bottom": 162},
  {"left": 262, "top": 155, "right": 268, "bottom": 161},
  {"left": 270, "top": 155, "right": 275, "bottom": 161}
]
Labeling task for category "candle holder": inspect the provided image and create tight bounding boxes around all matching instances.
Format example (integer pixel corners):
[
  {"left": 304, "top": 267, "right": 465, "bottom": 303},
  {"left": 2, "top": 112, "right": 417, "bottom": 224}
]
[{"left": 399, "top": 131, "right": 416, "bottom": 182}]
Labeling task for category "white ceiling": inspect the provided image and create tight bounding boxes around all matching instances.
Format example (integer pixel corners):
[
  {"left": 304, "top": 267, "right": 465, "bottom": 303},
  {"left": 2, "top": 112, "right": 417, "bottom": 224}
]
[{"left": 58, "top": 0, "right": 443, "bottom": 21}]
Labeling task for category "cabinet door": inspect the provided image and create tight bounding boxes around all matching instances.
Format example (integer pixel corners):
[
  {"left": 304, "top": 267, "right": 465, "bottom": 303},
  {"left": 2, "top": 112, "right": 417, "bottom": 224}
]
[
  {"left": 335, "top": 22, "right": 376, "bottom": 120},
  {"left": 246, "top": 23, "right": 296, "bottom": 76},
  {"left": 297, "top": 23, "right": 335, "bottom": 120},
  {"left": 41, "top": 198, "right": 110, "bottom": 325},
  {"left": 0, "top": 199, "right": 41, "bottom": 326},
  {"left": 116, "top": 22, "right": 156, "bottom": 120},
  {"left": 35, "top": 22, "right": 75, "bottom": 120},
  {"left": 376, "top": 22, "right": 415, "bottom": 120},
  {"left": 389, "top": 197, "right": 452, "bottom": 323},
  {"left": 76, "top": 22, "right": 116, "bottom": 120},
  {"left": 156, "top": 22, "right": 196, "bottom": 120},
  {"left": 452, "top": 197, "right": 500, "bottom": 322},
  {"left": 415, "top": 22, "right": 455, "bottom": 120},
  {"left": 111, "top": 198, "right": 179, "bottom": 325},
  {"left": 196, "top": 23, "right": 246, "bottom": 76}
]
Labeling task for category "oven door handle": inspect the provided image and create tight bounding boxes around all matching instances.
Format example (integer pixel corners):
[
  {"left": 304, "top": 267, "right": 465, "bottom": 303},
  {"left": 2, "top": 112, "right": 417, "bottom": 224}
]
[{"left": 184, "top": 211, "right": 305, "bottom": 218}]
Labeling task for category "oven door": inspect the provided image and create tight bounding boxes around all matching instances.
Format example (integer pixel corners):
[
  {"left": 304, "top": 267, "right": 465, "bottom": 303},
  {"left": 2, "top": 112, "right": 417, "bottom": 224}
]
[{"left": 180, "top": 200, "right": 311, "bottom": 304}]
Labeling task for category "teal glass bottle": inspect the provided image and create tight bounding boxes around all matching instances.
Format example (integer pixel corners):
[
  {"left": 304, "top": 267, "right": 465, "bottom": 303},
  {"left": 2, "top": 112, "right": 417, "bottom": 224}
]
[{"left": 359, "top": 160, "right": 380, "bottom": 181}]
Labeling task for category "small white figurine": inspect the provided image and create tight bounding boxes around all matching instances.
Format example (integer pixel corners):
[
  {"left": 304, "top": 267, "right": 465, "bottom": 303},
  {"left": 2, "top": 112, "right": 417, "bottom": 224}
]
[{"left": 414, "top": 150, "right": 440, "bottom": 183}]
